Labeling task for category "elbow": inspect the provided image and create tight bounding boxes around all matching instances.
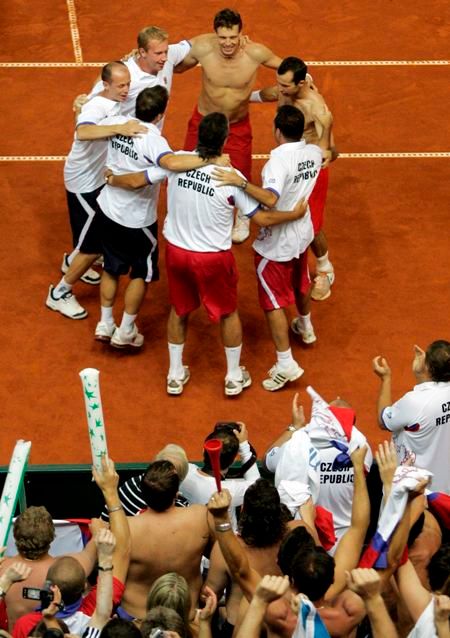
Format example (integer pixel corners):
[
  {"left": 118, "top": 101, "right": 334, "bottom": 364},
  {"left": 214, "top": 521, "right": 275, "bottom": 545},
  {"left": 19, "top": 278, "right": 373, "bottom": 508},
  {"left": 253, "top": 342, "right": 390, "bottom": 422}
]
[{"left": 265, "top": 193, "right": 278, "bottom": 209}]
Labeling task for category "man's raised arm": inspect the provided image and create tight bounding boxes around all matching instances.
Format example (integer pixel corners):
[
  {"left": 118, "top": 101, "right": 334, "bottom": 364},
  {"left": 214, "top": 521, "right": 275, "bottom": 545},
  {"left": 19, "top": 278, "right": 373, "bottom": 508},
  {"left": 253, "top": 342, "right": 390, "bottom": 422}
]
[
  {"left": 372, "top": 356, "right": 393, "bottom": 427},
  {"left": 325, "top": 445, "right": 370, "bottom": 601},
  {"left": 207, "top": 489, "right": 260, "bottom": 601}
]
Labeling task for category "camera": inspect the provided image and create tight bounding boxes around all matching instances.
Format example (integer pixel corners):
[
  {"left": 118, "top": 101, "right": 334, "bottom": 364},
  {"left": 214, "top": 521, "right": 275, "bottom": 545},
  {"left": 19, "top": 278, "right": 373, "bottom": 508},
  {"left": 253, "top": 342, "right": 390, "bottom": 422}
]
[
  {"left": 22, "top": 583, "right": 54, "bottom": 609},
  {"left": 214, "top": 421, "right": 241, "bottom": 435}
]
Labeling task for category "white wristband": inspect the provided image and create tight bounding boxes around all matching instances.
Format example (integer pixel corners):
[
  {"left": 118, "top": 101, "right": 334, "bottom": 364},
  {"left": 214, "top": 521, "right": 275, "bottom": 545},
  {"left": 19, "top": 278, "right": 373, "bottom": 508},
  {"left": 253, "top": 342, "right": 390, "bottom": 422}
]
[
  {"left": 250, "top": 90, "right": 263, "bottom": 103},
  {"left": 239, "top": 441, "right": 251, "bottom": 461}
]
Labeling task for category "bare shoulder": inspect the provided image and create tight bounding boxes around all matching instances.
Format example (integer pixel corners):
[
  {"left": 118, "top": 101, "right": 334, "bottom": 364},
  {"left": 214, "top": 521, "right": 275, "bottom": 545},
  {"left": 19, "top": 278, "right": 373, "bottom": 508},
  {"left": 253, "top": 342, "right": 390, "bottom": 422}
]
[
  {"left": 245, "top": 41, "right": 276, "bottom": 63},
  {"left": 190, "top": 33, "right": 216, "bottom": 58}
]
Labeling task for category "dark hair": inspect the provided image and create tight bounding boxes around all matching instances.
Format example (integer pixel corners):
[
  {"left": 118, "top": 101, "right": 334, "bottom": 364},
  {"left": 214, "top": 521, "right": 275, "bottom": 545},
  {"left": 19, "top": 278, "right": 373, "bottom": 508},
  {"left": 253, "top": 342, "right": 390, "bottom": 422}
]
[
  {"left": 213, "top": 8, "right": 242, "bottom": 31},
  {"left": 203, "top": 427, "right": 239, "bottom": 471},
  {"left": 100, "top": 618, "right": 142, "bottom": 638},
  {"left": 141, "top": 460, "right": 179, "bottom": 512},
  {"left": 135, "top": 86, "right": 168, "bottom": 122},
  {"left": 141, "top": 606, "right": 187, "bottom": 638},
  {"left": 196, "top": 112, "right": 229, "bottom": 160},
  {"left": 278, "top": 57, "right": 308, "bottom": 85},
  {"left": 274, "top": 105, "right": 305, "bottom": 141},
  {"left": 428, "top": 543, "right": 450, "bottom": 592},
  {"left": 290, "top": 546, "right": 335, "bottom": 600},
  {"left": 101, "top": 61, "right": 127, "bottom": 83},
  {"left": 239, "top": 479, "right": 289, "bottom": 547},
  {"left": 14, "top": 506, "right": 55, "bottom": 560},
  {"left": 277, "top": 526, "right": 315, "bottom": 577},
  {"left": 29, "top": 620, "right": 69, "bottom": 637},
  {"left": 425, "top": 340, "right": 450, "bottom": 382},
  {"left": 46, "top": 556, "right": 86, "bottom": 605}
]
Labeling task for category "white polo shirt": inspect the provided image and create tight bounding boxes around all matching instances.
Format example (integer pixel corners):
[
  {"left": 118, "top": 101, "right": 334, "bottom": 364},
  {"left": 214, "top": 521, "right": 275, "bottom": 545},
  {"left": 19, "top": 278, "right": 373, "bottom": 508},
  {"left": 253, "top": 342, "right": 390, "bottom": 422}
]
[
  {"left": 162, "top": 162, "right": 259, "bottom": 252},
  {"left": 64, "top": 96, "right": 121, "bottom": 194},
  {"left": 97, "top": 118, "right": 172, "bottom": 228},
  {"left": 381, "top": 381, "right": 450, "bottom": 493},
  {"left": 90, "top": 41, "right": 191, "bottom": 123},
  {"left": 252, "top": 140, "right": 321, "bottom": 262}
]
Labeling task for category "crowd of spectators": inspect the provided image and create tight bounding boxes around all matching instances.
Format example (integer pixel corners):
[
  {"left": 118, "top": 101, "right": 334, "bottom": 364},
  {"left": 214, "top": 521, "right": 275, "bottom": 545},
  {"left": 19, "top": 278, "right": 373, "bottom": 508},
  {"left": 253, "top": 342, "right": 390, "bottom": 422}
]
[{"left": 0, "top": 339, "right": 449, "bottom": 637}]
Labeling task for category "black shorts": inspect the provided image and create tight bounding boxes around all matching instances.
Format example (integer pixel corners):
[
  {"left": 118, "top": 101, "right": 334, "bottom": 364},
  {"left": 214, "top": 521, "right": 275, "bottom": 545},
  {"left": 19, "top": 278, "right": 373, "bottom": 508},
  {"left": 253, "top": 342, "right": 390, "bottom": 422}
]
[
  {"left": 99, "top": 211, "right": 159, "bottom": 282},
  {"left": 66, "top": 186, "right": 103, "bottom": 254}
]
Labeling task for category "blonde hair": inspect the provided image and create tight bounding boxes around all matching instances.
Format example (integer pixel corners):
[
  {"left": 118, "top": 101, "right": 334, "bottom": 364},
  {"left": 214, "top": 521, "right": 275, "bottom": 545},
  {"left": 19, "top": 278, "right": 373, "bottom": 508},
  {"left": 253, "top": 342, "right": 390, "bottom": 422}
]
[
  {"left": 137, "top": 26, "right": 169, "bottom": 50},
  {"left": 155, "top": 444, "right": 189, "bottom": 482},
  {"left": 146, "top": 573, "right": 190, "bottom": 625}
]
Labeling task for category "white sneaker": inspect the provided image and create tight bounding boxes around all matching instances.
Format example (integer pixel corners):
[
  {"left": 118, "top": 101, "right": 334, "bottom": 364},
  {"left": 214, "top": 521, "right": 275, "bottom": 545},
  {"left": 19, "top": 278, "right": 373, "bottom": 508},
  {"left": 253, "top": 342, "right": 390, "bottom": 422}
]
[
  {"left": 224, "top": 366, "right": 252, "bottom": 396},
  {"left": 291, "top": 318, "right": 317, "bottom": 344},
  {"left": 110, "top": 324, "right": 144, "bottom": 349},
  {"left": 61, "top": 253, "right": 101, "bottom": 285},
  {"left": 231, "top": 214, "right": 250, "bottom": 244},
  {"left": 167, "top": 366, "right": 191, "bottom": 395},
  {"left": 262, "top": 362, "right": 304, "bottom": 392},
  {"left": 311, "top": 271, "right": 334, "bottom": 301},
  {"left": 95, "top": 321, "right": 116, "bottom": 343},
  {"left": 46, "top": 285, "right": 87, "bottom": 319}
]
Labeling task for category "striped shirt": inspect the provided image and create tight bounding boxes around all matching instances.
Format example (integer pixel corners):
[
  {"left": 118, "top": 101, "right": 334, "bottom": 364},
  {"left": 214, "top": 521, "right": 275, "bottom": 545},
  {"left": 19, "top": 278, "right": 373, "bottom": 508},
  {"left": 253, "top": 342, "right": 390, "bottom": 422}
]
[{"left": 100, "top": 473, "right": 189, "bottom": 521}]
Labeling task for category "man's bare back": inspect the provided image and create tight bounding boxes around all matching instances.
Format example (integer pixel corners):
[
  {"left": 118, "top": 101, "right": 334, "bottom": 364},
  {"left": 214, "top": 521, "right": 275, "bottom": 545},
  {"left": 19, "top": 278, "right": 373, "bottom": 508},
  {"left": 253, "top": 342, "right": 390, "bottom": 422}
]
[
  {"left": 184, "top": 31, "right": 280, "bottom": 122},
  {"left": 122, "top": 505, "right": 213, "bottom": 619}
]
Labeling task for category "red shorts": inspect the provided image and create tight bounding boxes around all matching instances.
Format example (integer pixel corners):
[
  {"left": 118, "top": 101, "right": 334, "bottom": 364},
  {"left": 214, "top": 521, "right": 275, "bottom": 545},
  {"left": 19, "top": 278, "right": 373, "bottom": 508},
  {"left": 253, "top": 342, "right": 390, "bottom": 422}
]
[
  {"left": 254, "top": 251, "right": 310, "bottom": 311},
  {"left": 165, "top": 242, "right": 238, "bottom": 322},
  {"left": 309, "top": 167, "right": 329, "bottom": 234},
  {"left": 184, "top": 107, "right": 253, "bottom": 180}
]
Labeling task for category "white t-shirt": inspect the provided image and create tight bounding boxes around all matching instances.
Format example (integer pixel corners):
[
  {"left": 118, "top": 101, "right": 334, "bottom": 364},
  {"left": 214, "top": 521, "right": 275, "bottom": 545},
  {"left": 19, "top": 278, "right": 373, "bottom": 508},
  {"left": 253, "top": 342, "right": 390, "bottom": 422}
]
[
  {"left": 306, "top": 443, "right": 373, "bottom": 547},
  {"left": 161, "top": 162, "right": 259, "bottom": 251},
  {"left": 252, "top": 140, "right": 321, "bottom": 262},
  {"left": 382, "top": 381, "right": 450, "bottom": 493},
  {"left": 407, "top": 598, "right": 437, "bottom": 638},
  {"left": 180, "top": 463, "right": 259, "bottom": 529},
  {"left": 90, "top": 41, "right": 191, "bottom": 123},
  {"left": 97, "top": 118, "right": 172, "bottom": 228},
  {"left": 64, "top": 96, "right": 121, "bottom": 194}
]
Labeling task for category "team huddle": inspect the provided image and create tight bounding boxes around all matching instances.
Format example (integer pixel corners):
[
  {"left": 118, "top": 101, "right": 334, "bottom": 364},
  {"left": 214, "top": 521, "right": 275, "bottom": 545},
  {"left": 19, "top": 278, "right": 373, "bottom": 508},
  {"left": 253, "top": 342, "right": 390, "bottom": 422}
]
[{"left": 46, "top": 9, "right": 338, "bottom": 395}]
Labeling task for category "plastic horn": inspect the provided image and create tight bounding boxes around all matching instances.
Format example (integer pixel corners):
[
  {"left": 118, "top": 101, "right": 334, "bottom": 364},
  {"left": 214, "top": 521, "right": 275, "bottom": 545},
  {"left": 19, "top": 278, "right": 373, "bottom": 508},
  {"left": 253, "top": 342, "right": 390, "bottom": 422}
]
[
  {"left": 0, "top": 440, "right": 31, "bottom": 547},
  {"left": 79, "top": 368, "right": 108, "bottom": 471},
  {"left": 204, "top": 439, "right": 223, "bottom": 492}
]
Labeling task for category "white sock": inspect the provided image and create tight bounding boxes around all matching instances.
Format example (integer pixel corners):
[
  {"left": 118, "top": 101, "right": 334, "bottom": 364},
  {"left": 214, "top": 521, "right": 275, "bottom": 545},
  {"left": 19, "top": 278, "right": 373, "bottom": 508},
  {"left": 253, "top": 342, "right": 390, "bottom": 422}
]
[
  {"left": 225, "top": 344, "right": 243, "bottom": 380},
  {"left": 53, "top": 277, "right": 72, "bottom": 298},
  {"left": 298, "top": 313, "right": 313, "bottom": 332},
  {"left": 168, "top": 342, "right": 184, "bottom": 378},
  {"left": 316, "top": 252, "right": 333, "bottom": 273},
  {"left": 100, "top": 306, "right": 115, "bottom": 326},
  {"left": 120, "top": 312, "right": 137, "bottom": 334},
  {"left": 276, "top": 348, "right": 295, "bottom": 370}
]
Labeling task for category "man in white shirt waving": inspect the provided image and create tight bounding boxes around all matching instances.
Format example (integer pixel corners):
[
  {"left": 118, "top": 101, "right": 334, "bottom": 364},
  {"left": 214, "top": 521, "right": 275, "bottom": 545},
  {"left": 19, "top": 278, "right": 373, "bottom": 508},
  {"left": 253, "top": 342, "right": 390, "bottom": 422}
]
[{"left": 373, "top": 340, "right": 450, "bottom": 493}]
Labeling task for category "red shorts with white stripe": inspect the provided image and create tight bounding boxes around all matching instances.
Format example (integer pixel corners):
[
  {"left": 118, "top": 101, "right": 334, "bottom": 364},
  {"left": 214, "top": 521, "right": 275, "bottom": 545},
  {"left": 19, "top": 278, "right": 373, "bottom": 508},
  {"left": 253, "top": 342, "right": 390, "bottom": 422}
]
[
  {"left": 165, "top": 242, "right": 238, "bottom": 322},
  {"left": 308, "top": 167, "right": 329, "bottom": 234},
  {"left": 184, "top": 107, "right": 253, "bottom": 180},
  {"left": 254, "top": 251, "right": 311, "bottom": 311}
]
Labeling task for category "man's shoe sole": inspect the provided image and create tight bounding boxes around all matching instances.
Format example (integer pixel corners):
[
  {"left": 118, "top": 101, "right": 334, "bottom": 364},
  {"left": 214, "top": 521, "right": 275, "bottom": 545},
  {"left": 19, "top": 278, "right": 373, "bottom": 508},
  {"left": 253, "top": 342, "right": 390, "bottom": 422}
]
[{"left": 45, "top": 299, "right": 88, "bottom": 320}]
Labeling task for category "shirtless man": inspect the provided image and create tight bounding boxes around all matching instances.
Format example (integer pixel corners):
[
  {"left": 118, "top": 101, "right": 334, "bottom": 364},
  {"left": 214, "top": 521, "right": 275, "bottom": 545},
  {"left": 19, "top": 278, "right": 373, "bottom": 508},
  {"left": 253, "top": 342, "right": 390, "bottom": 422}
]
[
  {"left": 119, "top": 460, "right": 214, "bottom": 621},
  {"left": 0, "top": 507, "right": 97, "bottom": 629},
  {"left": 179, "top": 8, "right": 282, "bottom": 243},
  {"left": 252, "top": 56, "right": 338, "bottom": 301}
]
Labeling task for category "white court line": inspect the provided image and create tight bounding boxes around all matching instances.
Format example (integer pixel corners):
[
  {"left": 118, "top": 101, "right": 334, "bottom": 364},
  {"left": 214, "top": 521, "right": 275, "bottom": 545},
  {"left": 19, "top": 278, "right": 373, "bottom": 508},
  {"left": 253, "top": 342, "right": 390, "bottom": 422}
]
[
  {"left": 0, "top": 60, "right": 448, "bottom": 68},
  {"left": 1, "top": 153, "right": 449, "bottom": 161},
  {"left": 66, "top": 0, "right": 83, "bottom": 63}
]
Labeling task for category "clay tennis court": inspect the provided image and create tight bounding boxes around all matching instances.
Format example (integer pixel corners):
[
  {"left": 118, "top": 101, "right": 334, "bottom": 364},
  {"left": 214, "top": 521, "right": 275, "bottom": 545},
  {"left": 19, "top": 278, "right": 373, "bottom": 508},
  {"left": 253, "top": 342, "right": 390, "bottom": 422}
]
[{"left": 1, "top": 0, "right": 449, "bottom": 467}]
